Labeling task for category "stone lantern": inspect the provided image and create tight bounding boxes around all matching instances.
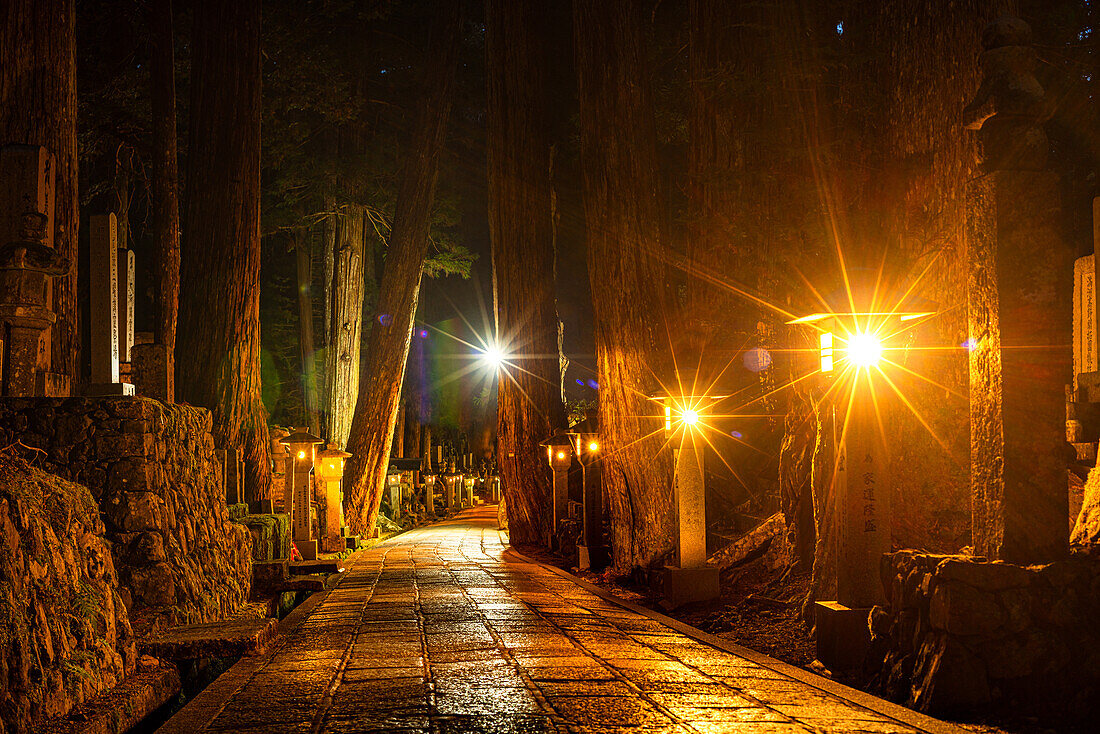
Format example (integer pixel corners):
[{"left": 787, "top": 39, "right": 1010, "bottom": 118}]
[
  {"left": 787, "top": 307, "right": 935, "bottom": 670},
  {"left": 539, "top": 433, "right": 575, "bottom": 550},
  {"left": 280, "top": 428, "right": 324, "bottom": 560},
  {"left": 316, "top": 443, "right": 351, "bottom": 553},
  {"left": 650, "top": 375, "right": 725, "bottom": 608},
  {"left": 0, "top": 145, "right": 70, "bottom": 397}
]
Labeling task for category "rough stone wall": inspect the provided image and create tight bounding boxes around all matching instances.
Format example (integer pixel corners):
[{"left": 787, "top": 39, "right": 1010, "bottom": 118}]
[
  {"left": 0, "top": 455, "right": 135, "bottom": 733},
  {"left": 868, "top": 550, "right": 1100, "bottom": 725},
  {"left": 0, "top": 397, "right": 252, "bottom": 634}
]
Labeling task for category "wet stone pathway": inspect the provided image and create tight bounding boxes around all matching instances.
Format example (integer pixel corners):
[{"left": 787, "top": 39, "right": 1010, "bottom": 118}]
[{"left": 161, "top": 506, "right": 952, "bottom": 733}]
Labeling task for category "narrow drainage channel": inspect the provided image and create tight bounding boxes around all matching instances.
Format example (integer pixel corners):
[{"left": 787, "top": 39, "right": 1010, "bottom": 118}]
[{"left": 131, "top": 590, "right": 314, "bottom": 734}]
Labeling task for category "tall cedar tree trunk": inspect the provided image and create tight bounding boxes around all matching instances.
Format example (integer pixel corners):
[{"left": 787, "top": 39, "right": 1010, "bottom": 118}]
[
  {"left": 326, "top": 205, "right": 365, "bottom": 447},
  {"left": 0, "top": 0, "right": 79, "bottom": 387},
  {"left": 149, "top": 0, "right": 179, "bottom": 386},
  {"left": 486, "top": 0, "right": 564, "bottom": 545},
  {"left": 178, "top": 0, "right": 272, "bottom": 502},
  {"left": 574, "top": 0, "right": 674, "bottom": 572},
  {"left": 342, "top": 2, "right": 461, "bottom": 534},
  {"left": 293, "top": 230, "right": 320, "bottom": 433}
]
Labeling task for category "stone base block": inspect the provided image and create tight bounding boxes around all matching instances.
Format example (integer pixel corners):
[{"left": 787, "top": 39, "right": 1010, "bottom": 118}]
[
  {"left": 320, "top": 535, "right": 344, "bottom": 553},
  {"left": 659, "top": 565, "right": 720, "bottom": 610},
  {"left": 814, "top": 600, "right": 871, "bottom": 672},
  {"left": 86, "top": 382, "right": 136, "bottom": 397},
  {"left": 345, "top": 535, "right": 361, "bottom": 550},
  {"left": 1072, "top": 441, "right": 1097, "bottom": 463},
  {"left": 252, "top": 559, "right": 289, "bottom": 595},
  {"left": 250, "top": 499, "right": 275, "bottom": 515},
  {"left": 296, "top": 539, "right": 318, "bottom": 561}
]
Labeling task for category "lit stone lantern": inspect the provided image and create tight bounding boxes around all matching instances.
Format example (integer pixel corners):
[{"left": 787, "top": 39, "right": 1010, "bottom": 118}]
[
  {"left": 650, "top": 377, "right": 725, "bottom": 607},
  {"left": 569, "top": 418, "right": 605, "bottom": 570},
  {"left": 787, "top": 307, "right": 934, "bottom": 670},
  {"left": 280, "top": 428, "right": 324, "bottom": 560},
  {"left": 316, "top": 443, "right": 351, "bottom": 553},
  {"left": 539, "top": 433, "right": 574, "bottom": 549},
  {"left": 424, "top": 473, "right": 437, "bottom": 516}
]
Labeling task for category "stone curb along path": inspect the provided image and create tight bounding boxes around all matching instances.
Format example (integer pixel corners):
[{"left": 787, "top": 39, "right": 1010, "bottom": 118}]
[{"left": 157, "top": 506, "right": 967, "bottom": 734}]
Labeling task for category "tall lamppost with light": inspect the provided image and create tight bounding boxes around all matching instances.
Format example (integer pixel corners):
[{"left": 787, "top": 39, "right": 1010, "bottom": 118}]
[
  {"left": 539, "top": 433, "right": 575, "bottom": 550},
  {"left": 788, "top": 307, "right": 934, "bottom": 671},
  {"left": 651, "top": 375, "right": 725, "bottom": 608},
  {"left": 570, "top": 417, "right": 605, "bottom": 571},
  {"left": 280, "top": 428, "right": 325, "bottom": 560}
]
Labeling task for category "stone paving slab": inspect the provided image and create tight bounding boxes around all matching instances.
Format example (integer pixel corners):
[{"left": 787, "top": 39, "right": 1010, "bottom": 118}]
[{"left": 158, "top": 506, "right": 966, "bottom": 734}]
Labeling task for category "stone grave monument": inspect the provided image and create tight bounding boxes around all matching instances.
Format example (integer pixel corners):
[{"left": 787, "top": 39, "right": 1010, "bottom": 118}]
[{"left": 0, "top": 145, "right": 70, "bottom": 397}]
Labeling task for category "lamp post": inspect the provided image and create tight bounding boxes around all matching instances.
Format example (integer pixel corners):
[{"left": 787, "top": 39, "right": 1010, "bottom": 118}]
[
  {"left": 570, "top": 421, "right": 606, "bottom": 571},
  {"left": 316, "top": 443, "right": 352, "bottom": 552},
  {"left": 539, "top": 433, "right": 575, "bottom": 550},
  {"left": 424, "top": 473, "right": 437, "bottom": 516},
  {"left": 788, "top": 308, "right": 933, "bottom": 670},
  {"left": 651, "top": 379, "right": 724, "bottom": 608},
  {"left": 280, "top": 428, "right": 324, "bottom": 560}
]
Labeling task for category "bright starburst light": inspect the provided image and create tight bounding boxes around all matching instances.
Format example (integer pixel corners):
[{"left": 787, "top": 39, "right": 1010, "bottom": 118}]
[{"left": 847, "top": 331, "right": 883, "bottom": 368}]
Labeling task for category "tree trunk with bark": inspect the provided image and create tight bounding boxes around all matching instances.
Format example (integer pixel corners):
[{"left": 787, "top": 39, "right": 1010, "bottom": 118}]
[
  {"left": 486, "top": 0, "right": 564, "bottom": 546},
  {"left": 177, "top": 0, "right": 272, "bottom": 503},
  {"left": 325, "top": 205, "right": 365, "bottom": 447},
  {"left": 294, "top": 230, "right": 320, "bottom": 434},
  {"left": 342, "top": 2, "right": 461, "bottom": 535},
  {"left": 149, "top": 0, "right": 180, "bottom": 380},
  {"left": 0, "top": 0, "right": 79, "bottom": 388},
  {"left": 574, "top": 0, "right": 674, "bottom": 572}
]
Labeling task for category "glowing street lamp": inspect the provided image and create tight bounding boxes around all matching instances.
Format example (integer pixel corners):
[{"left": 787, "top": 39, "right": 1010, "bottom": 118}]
[
  {"left": 650, "top": 377, "right": 726, "bottom": 608},
  {"left": 316, "top": 443, "right": 352, "bottom": 552},
  {"left": 569, "top": 417, "right": 605, "bottom": 571},
  {"left": 786, "top": 311, "right": 934, "bottom": 375},
  {"left": 280, "top": 428, "right": 324, "bottom": 560},
  {"left": 787, "top": 306, "right": 935, "bottom": 671},
  {"left": 539, "top": 433, "right": 575, "bottom": 550}
]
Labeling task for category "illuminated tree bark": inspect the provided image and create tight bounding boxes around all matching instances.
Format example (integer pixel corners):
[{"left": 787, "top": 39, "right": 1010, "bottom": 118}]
[
  {"left": 487, "top": 0, "right": 564, "bottom": 546},
  {"left": 574, "top": 0, "right": 674, "bottom": 572},
  {"left": 177, "top": 0, "right": 272, "bottom": 503},
  {"left": 0, "top": 0, "right": 79, "bottom": 387},
  {"left": 342, "top": 2, "right": 461, "bottom": 535},
  {"left": 324, "top": 205, "right": 365, "bottom": 447},
  {"left": 148, "top": 1, "right": 180, "bottom": 370}
]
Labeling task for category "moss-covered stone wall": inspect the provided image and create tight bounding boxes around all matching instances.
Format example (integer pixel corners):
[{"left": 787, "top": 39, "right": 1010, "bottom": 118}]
[
  {"left": 0, "top": 455, "right": 135, "bottom": 732},
  {"left": 0, "top": 397, "right": 252, "bottom": 635}
]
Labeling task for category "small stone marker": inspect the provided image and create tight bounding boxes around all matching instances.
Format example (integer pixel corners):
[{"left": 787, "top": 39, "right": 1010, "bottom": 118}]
[
  {"left": 130, "top": 342, "right": 174, "bottom": 402},
  {"left": 226, "top": 447, "right": 243, "bottom": 506},
  {"left": 1074, "top": 254, "right": 1096, "bottom": 385},
  {"left": 118, "top": 247, "right": 135, "bottom": 362},
  {"left": 88, "top": 214, "right": 134, "bottom": 396}
]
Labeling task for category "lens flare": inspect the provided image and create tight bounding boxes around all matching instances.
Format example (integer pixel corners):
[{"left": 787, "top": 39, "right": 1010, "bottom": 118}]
[
  {"left": 481, "top": 346, "right": 505, "bottom": 368},
  {"left": 682, "top": 409, "right": 700, "bottom": 426},
  {"left": 847, "top": 332, "right": 883, "bottom": 368}
]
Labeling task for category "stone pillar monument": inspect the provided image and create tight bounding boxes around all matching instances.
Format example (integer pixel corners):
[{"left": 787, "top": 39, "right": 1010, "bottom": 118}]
[
  {"left": 88, "top": 214, "right": 134, "bottom": 396},
  {"left": 964, "top": 15, "right": 1070, "bottom": 564}
]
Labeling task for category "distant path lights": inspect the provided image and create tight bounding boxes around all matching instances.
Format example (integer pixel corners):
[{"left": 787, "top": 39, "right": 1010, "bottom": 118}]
[{"left": 788, "top": 305, "right": 935, "bottom": 672}]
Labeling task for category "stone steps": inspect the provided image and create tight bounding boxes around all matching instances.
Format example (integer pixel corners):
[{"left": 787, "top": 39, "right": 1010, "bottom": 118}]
[
  {"left": 36, "top": 658, "right": 181, "bottom": 734},
  {"left": 139, "top": 618, "right": 278, "bottom": 661}
]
